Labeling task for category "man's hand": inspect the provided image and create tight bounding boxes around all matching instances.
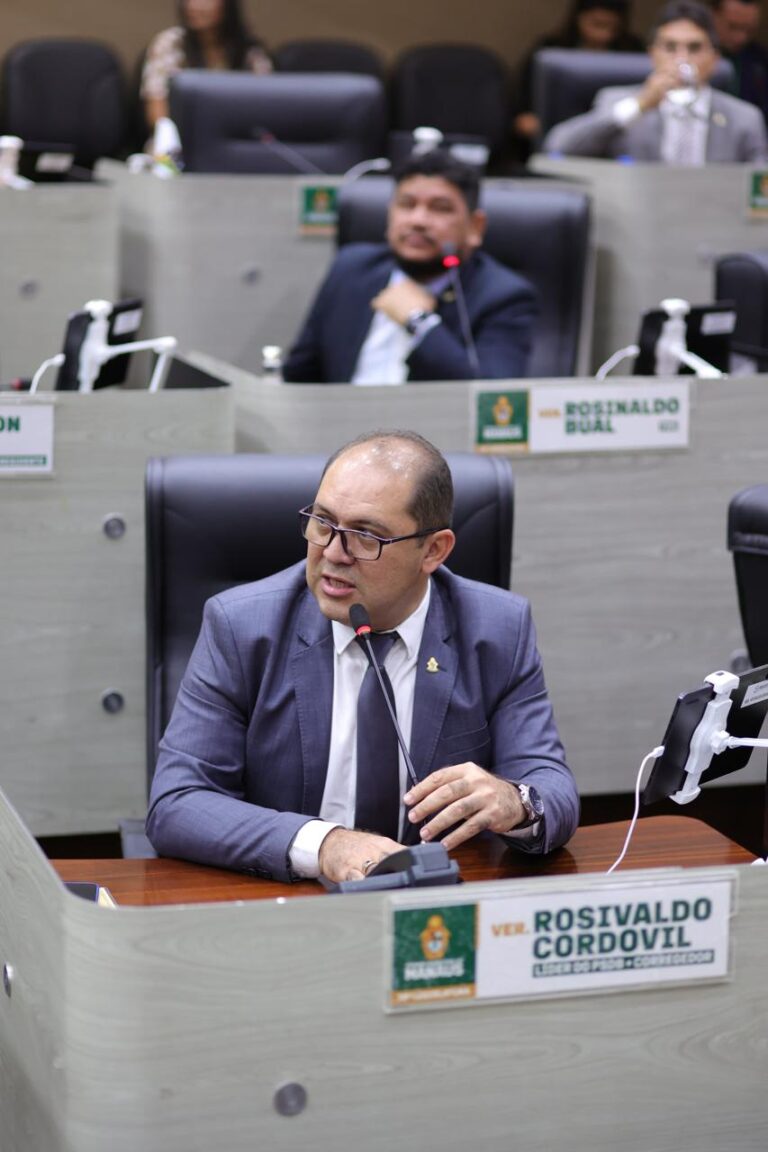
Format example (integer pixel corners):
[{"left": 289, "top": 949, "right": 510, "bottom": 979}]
[
  {"left": 637, "top": 64, "right": 688, "bottom": 113},
  {"left": 318, "top": 827, "right": 404, "bottom": 883},
  {"left": 371, "top": 279, "right": 437, "bottom": 327},
  {"left": 404, "top": 764, "right": 526, "bottom": 851}
]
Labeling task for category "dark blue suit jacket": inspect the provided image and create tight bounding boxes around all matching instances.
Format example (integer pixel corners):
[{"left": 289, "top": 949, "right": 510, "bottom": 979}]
[
  {"left": 147, "top": 564, "right": 579, "bottom": 882},
  {"left": 282, "top": 243, "right": 537, "bottom": 383}
]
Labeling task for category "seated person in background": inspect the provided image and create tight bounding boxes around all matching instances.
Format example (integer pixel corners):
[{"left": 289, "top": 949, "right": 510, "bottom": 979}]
[
  {"left": 141, "top": 0, "right": 272, "bottom": 129},
  {"left": 146, "top": 431, "right": 579, "bottom": 885},
  {"left": 543, "top": 0, "right": 768, "bottom": 161},
  {"left": 512, "top": 0, "right": 645, "bottom": 155},
  {"left": 711, "top": 0, "right": 768, "bottom": 123},
  {"left": 281, "top": 151, "right": 537, "bottom": 383}
]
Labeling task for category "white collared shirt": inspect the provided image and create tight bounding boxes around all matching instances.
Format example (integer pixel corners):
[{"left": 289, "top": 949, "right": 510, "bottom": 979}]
[
  {"left": 351, "top": 268, "right": 442, "bottom": 386},
  {"left": 612, "top": 85, "right": 712, "bottom": 165},
  {"left": 288, "top": 583, "right": 431, "bottom": 875}
]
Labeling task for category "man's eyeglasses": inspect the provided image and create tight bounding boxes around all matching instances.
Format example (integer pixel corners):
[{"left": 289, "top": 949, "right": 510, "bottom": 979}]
[{"left": 299, "top": 506, "right": 444, "bottom": 561}]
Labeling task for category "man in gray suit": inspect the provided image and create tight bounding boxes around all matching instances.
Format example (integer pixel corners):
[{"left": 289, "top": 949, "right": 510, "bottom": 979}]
[
  {"left": 147, "top": 431, "right": 579, "bottom": 885},
  {"left": 544, "top": 0, "right": 768, "bottom": 162}
]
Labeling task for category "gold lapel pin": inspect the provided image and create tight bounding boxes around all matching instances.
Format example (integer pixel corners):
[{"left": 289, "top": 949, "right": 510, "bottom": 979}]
[
  {"left": 712, "top": 112, "right": 727, "bottom": 127},
  {"left": 426, "top": 657, "right": 439, "bottom": 673}
]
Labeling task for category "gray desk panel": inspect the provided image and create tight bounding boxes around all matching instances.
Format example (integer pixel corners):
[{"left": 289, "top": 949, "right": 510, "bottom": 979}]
[
  {"left": 0, "top": 786, "right": 765, "bottom": 1152},
  {"left": 530, "top": 157, "right": 768, "bottom": 369},
  {"left": 0, "top": 184, "right": 118, "bottom": 383},
  {"left": 0, "top": 390, "right": 234, "bottom": 835}
]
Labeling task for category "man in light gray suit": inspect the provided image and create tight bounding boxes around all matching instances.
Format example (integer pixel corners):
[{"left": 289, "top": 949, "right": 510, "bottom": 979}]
[
  {"left": 147, "top": 431, "right": 579, "bottom": 885},
  {"left": 544, "top": 0, "right": 768, "bottom": 162}
]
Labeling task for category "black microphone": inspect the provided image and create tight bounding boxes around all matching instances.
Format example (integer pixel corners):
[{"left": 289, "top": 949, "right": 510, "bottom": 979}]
[
  {"left": 349, "top": 603, "right": 419, "bottom": 791},
  {"left": 252, "top": 126, "right": 326, "bottom": 175},
  {"left": 442, "top": 244, "right": 481, "bottom": 379}
]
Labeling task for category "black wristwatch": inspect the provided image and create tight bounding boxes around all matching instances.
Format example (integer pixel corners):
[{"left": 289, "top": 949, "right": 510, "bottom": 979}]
[{"left": 513, "top": 782, "right": 545, "bottom": 829}]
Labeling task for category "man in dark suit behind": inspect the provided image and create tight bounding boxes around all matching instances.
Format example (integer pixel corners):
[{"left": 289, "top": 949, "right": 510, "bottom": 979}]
[
  {"left": 282, "top": 151, "right": 537, "bottom": 384},
  {"left": 147, "top": 431, "right": 579, "bottom": 885}
]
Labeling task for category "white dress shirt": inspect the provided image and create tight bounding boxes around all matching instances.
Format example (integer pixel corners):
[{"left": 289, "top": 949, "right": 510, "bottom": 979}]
[
  {"left": 351, "top": 269, "right": 442, "bottom": 386},
  {"left": 289, "top": 583, "right": 431, "bottom": 876},
  {"left": 612, "top": 85, "right": 712, "bottom": 166}
]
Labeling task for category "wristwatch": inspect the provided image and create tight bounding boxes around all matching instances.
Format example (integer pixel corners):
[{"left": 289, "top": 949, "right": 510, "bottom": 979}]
[
  {"left": 512, "top": 782, "right": 544, "bottom": 829},
  {"left": 404, "top": 308, "right": 436, "bottom": 336}
]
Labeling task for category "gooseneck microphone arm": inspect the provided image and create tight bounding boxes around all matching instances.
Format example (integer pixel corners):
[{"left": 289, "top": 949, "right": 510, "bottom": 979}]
[
  {"left": 442, "top": 245, "right": 481, "bottom": 379},
  {"left": 252, "top": 127, "right": 326, "bottom": 175},
  {"left": 349, "top": 603, "right": 419, "bottom": 791}
]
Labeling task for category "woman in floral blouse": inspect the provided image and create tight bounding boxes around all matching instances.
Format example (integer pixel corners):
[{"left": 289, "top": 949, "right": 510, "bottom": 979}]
[{"left": 141, "top": 0, "right": 272, "bottom": 127}]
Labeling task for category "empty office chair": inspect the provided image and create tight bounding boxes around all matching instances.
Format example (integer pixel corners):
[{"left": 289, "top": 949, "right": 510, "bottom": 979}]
[
  {"left": 716, "top": 251, "right": 768, "bottom": 368},
  {"left": 145, "top": 451, "right": 514, "bottom": 787},
  {"left": 337, "top": 176, "right": 591, "bottom": 377},
  {"left": 168, "top": 71, "right": 387, "bottom": 174},
  {"left": 1, "top": 38, "right": 127, "bottom": 165},
  {"left": 533, "top": 48, "right": 736, "bottom": 143},
  {"left": 390, "top": 44, "right": 510, "bottom": 161},
  {"left": 274, "top": 38, "right": 384, "bottom": 77},
  {"left": 728, "top": 485, "right": 768, "bottom": 666}
]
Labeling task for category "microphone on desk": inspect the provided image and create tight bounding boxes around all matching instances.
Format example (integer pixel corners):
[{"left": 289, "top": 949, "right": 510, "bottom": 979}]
[
  {"left": 252, "top": 127, "right": 326, "bottom": 175},
  {"left": 321, "top": 604, "right": 460, "bottom": 894},
  {"left": 441, "top": 244, "right": 480, "bottom": 379}
]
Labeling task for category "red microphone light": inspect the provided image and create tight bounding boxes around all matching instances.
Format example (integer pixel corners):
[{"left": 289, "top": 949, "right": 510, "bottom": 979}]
[{"left": 443, "top": 254, "right": 461, "bottom": 269}]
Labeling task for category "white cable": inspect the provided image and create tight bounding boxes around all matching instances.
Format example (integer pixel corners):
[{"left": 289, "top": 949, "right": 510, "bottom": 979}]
[
  {"left": 28, "top": 353, "right": 65, "bottom": 394},
  {"left": 595, "top": 344, "right": 640, "bottom": 380},
  {"left": 606, "top": 746, "right": 665, "bottom": 874}
]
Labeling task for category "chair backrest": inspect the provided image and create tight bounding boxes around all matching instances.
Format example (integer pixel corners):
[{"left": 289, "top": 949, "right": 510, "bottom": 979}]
[
  {"left": 533, "top": 47, "right": 736, "bottom": 142},
  {"left": 274, "top": 38, "right": 384, "bottom": 78},
  {"left": 727, "top": 484, "right": 768, "bottom": 666},
  {"left": 168, "top": 71, "right": 387, "bottom": 174},
  {"left": 1, "top": 38, "right": 127, "bottom": 163},
  {"left": 715, "top": 250, "right": 768, "bottom": 363},
  {"left": 390, "top": 44, "right": 510, "bottom": 156},
  {"left": 336, "top": 176, "right": 591, "bottom": 377},
  {"left": 145, "top": 451, "right": 514, "bottom": 783}
]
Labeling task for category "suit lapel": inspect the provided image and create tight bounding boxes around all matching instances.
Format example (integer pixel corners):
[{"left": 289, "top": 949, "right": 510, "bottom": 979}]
[
  {"left": 291, "top": 593, "right": 335, "bottom": 815},
  {"left": 409, "top": 582, "right": 457, "bottom": 785},
  {"left": 706, "top": 93, "right": 729, "bottom": 161}
]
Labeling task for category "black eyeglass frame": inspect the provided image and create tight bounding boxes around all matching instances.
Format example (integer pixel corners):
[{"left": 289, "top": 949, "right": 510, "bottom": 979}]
[{"left": 298, "top": 505, "right": 446, "bottom": 561}]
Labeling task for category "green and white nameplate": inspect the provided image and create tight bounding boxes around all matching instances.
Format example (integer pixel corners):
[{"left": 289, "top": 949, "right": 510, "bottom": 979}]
[
  {"left": 474, "top": 381, "right": 689, "bottom": 454},
  {"left": 0, "top": 404, "right": 54, "bottom": 475},
  {"left": 387, "top": 872, "right": 734, "bottom": 1011}
]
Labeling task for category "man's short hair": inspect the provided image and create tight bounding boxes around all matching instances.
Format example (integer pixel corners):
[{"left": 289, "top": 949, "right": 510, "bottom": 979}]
[
  {"left": 392, "top": 150, "right": 481, "bottom": 214},
  {"left": 322, "top": 430, "right": 454, "bottom": 531},
  {"left": 648, "top": 0, "right": 720, "bottom": 46}
]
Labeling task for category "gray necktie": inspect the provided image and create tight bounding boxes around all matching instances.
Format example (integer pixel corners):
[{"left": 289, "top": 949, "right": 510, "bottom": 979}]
[{"left": 355, "top": 632, "right": 400, "bottom": 839}]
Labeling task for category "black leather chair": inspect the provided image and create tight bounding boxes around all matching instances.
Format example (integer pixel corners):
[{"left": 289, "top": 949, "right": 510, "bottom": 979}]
[
  {"left": 533, "top": 48, "right": 736, "bottom": 143},
  {"left": 168, "top": 71, "right": 387, "bottom": 174},
  {"left": 336, "top": 176, "right": 591, "bottom": 377},
  {"left": 728, "top": 485, "right": 768, "bottom": 666},
  {"left": 145, "top": 451, "right": 514, "bottom": 788},
  {"left": 274, "top": 38, "right": 384, "bottom": 78},
  {"left": 1, "top": 38, "right": 127, "bottom": 165},
  {"left": 716, "top": 251, "right": 768, "bottom": 368},
  {"left": 390, "top": 44, "right": 510, "bottom": 161}
]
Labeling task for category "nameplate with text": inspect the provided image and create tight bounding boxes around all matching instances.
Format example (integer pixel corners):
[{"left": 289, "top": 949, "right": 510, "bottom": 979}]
[
  {"left": 0, "top": 404, "right": 54, "bottom": 475},
  {"left": 474, "top": 381, "right": 689, "bottom": 454},
  {"left": 386, "top": 873, "right": 734, "bottom": 1011}
]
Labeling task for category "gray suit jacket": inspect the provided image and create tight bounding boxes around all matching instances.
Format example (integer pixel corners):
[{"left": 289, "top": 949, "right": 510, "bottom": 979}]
[
  {"left": 146, "top": 563, "right": 579, "bottom": 881},
  {"left": 543, "top": 84, "right": 768, "bottom": 161}
]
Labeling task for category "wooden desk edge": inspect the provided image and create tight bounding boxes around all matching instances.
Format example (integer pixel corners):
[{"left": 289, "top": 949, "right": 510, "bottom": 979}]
[{"left": 51, "top": 816, "right": 756, "bottom": 907}]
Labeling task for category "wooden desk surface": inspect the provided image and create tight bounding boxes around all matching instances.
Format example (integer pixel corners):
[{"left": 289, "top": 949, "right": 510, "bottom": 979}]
[{"left": 52, "top": 816, "right": 755, "bottom": 906}]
